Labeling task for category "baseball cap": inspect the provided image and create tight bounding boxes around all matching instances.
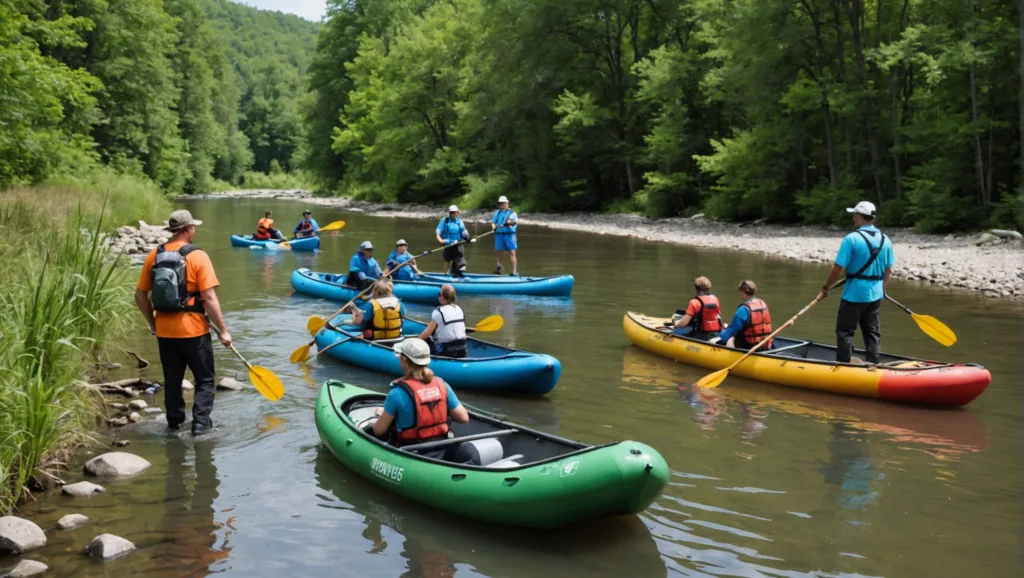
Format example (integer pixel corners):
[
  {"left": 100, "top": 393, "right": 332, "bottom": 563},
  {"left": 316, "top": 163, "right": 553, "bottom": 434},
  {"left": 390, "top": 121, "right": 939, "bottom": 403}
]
[
  {"left": 394, "top": 338, "right": 432, "bottom": 366},
  {"left": 303, "top": 210, "right": 312, "bottom": 215},
  {"left": 396, "top": 239, "right": 407, "bottom": 246},
  {"left": 498, "top": 195, "right": 509, "bottom": 203},
  {"left": 359, "top": 241, "right": 374, "bottom": 250},
  {"left": 165, "top": 209, "right": 202, "bottom": 231},
  {"left": 846, "top": 201, "right": 876, "bottom": 217},
  {"left": 448, "top": 205, "right": 459, "bottom": 212}
]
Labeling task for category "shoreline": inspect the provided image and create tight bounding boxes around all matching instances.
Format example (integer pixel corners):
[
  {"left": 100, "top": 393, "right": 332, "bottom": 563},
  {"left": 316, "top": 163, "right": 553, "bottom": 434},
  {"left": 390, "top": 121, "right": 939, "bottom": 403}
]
[{"left": 183, "top": 190, "right": 1024, "bottom": 301}]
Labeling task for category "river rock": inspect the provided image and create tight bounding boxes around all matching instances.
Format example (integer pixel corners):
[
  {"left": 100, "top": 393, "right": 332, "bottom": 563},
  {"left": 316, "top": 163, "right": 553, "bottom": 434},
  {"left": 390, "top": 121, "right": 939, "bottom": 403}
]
[
  {"left": 143, "top": 407, "right": 163, "bottom": 415},
  {"left": 217, "top": 377, "right": 243, "bottom": 391},
  {"left": 61, "top": 482, "right": 105, "bottom": 497},
  {"left": 106, "top": 417, "right": 128, "bottom": 427},
  {"left": 107, "top": 402, "right": 126, "bottom": 411},
  {"left": 181, "top": 379, "right": 194, "bottom": 391},
  {"left": 127, "top": 399, "right": 147, "bottom": 411},
  {"left": 56, "top": 514, "right": 89, "bottom": 530},
  {"left": 0, "top": 517, "right": 46, "bottom": 555},
  {"left": 3, "top": 559, "right": 48, "bottom": 577},
  {"left": 112, "top": 440, "right": 131, "bottom": 448},
  {"left": 127, "top": 412, "right": 141, "bottom": 424},
  {"left": 84, "top": 534, "right": 135, "bottom": 560},
  {"left": 84, "top": 452, "right": 151, "bottom": 478}
]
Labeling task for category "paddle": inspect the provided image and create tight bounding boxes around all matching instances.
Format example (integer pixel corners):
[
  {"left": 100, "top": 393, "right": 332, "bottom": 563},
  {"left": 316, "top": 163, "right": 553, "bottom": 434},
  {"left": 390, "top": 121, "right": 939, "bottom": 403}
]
[
  {"left": 208, "top": 324, "right": 284, "bottom": 401},
  {"left": 692, "top": 280, "right": 847, "bottom": 389},
  {"left": 884, "top": 294, "right": 957, "bottom": 346},
  {"left": 279, "top": 220, "right": 346, "bottom": 249},
  {"left": 401, "top": 314, "right": 504, "bottom": 333}
]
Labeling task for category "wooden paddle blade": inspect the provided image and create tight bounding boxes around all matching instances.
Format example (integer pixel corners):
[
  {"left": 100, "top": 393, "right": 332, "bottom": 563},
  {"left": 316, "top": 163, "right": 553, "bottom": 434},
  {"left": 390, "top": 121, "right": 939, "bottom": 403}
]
[
  {"left": 289, "top": 343, "right": 312, "bottom": 364},
  {"left": 248, "top": 366, "right": 285, "bottom": 401},
  {"left": 319, "top": 220, "right": 346, "bottom": 232},
  {"left": 307, "top": 316, "right": 327, "bottom": 336},
  {"left": 912, "top": 313, "right": 957, "bottom": 346},
  {"left": 694, "top": 368, "right": 729, "bottom": 389},
  {"left": 473, "top": 314, "right": 504, "bottom": 332}
]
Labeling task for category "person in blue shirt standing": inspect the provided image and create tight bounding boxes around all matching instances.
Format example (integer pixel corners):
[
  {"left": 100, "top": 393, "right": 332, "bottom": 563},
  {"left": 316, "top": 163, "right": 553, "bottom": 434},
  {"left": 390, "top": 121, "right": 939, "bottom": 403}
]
[
  {"left": 346, "top": 240, "right": 383, "bottom": 290},
  {"left": 435, "top": 205, "right": 472, "bottom": 277},
  {"left": 818, "top": 201, "right": 895, "bottom": 364},
  {"left": 711, "top": 280, "right": 774, "bottom": 350},
  {"left": 294, "top": 210, "right": 320, "bottom": 238},
  {"left": 490, "top": 195, "right": 519, "bottom": 276},
  {"left": 386, "top": 239, "right": 423, "bottom": 281}
]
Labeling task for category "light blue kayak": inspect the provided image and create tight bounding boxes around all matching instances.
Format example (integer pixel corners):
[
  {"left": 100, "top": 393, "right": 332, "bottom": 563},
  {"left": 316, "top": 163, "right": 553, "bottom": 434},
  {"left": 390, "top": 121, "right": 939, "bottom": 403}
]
[
  {"left": 231, "top": 234, "right": 320, "bottom": 252},
  {"left": 314, "top": 318, "right": 561, "bottom": 394},
  {"left": 291, "top": 268, "right": 573, "bottom": 305}
]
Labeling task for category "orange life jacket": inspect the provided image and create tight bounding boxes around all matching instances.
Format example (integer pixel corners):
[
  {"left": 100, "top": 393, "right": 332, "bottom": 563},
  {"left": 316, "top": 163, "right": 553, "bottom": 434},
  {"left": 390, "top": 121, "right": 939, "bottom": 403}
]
[
  {"left": 690, "top": 294, "right": 723, "bottom": 333},
  {"left": 740, "top": 298, "right": 773, "bottom": 348},
  {"left": 395, "top": 378, "right": 450, "bottom": 444},
  {"left": 256, "top": 217, "right": 274, "bottom": 240}
]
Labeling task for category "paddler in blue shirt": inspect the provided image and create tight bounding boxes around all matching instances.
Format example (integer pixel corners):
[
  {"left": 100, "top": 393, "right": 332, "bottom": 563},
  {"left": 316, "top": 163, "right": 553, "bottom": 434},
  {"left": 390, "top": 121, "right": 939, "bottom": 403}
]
[
  {"left": 386, "top": 239, "right": 423, "bottom": 280},
  {"left": 490, "top": 195, "right": 519, "bottom": 276},
  {"left": 817, "top": 201, "right": 895, "bottom": 364},
  {"left": 293, "top": 210, "right": 320, "bottom": 238},
  {"left": 346, "top": 240, "right": 383, "bottom": 290},
  {"left": 435, "top": 205, "right": 473, "bottom": 277},
  {"left": 711, "top": 280, "right": 774, "bottom": 350}
]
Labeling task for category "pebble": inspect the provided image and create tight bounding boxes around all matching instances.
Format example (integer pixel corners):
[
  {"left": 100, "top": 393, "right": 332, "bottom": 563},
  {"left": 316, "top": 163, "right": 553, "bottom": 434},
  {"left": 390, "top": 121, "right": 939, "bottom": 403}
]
[
  {"left": 106, "top": 417, "right": 129, "bottom": 427},
  {"left": 61, "top": 482, "right": 105, "bottom": 497},
  {"left": 0, "top": 517, "right": 46, "bottom": 555},
  {"left": 107, "top": 403, "right": 126, "bottom": 411},
  {"left": 143, "top": 407, "right": 163, "bottom": 415},
  {"left": 181, "top": 379, "right": 194, "bottom": 391},
  {"left": 217, "top": 377, "right": 243, "bottom": 391},
  {"left": 112, "top": 440, "right": 131, "bottom": 448},
  {"left": 84, "top": 452, "right": 151, "bottom": 478},
  {"left": 127, "top": 412, "right": 142, "bottom": 423},
  {"left": 127, "top": 400, "right": 147, "bottom": 411},
  {"left": 83, "top": 534, "right": 135, "bottom": 561},
  {"left": 56, "top": 514, "right": 89, "bottom": 530},
  {"left": 4, "top": 559, "right": 48, "bottom": 577}
]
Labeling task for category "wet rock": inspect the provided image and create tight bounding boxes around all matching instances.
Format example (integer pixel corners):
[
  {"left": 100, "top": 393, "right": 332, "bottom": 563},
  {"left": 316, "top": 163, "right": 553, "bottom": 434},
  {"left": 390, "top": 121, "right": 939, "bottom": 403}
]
[
  {"left": 84, "top": 534, "right": 135, "bottom": 561},
  {"left": 217, "top": 377, "right": 243, "bottom": 391},
  {"left": 4, "top": 559, "right": 48, "bottom": 577},
  {"left": 56, "top": 514, "right": 89, "bottom": 530},
  {"left": 61, "top": 482, "right": 105, "bottom": 497},
  {"left": 127, "top": 400, "right": 147, "bottom": 411},
  {"left": 107, "top": 402, "right": 126, "bottom": 411},
  {"left": 112, "top": 440, "right": 131, "bottom": 448},
  {"left": 143, "top": 407, "right": 163, "bottom": 415},
  {"left": 181, "top": 379, "right": 194, "bottom": 391},
  {"left": 83, "top": 452, "right": 151, "bottom": 478},
  {"left": 127, "top": 412, "right": 142, "bottom": 424},
  {"left": 0, "top": 517, "right": 46, "bottom": 555},
  {"left": 106, "top": 417, "right": 129, "bottom": 427}
]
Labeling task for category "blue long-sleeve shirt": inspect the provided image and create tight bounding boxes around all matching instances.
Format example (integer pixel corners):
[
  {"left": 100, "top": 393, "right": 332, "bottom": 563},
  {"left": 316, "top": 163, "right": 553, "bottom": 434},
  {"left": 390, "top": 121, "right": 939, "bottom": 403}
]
[
  {"left": 293, "top": 218, "right": 320, "bottom": 235},
  {"left": 717, "top": 305, "right": 752, "bottom": 344},
  {"left": 386, "top": 250, "right": 418, "bottom": 280},
  {"left": 349, "top": 251, "right": 383, "bottom": 280}
]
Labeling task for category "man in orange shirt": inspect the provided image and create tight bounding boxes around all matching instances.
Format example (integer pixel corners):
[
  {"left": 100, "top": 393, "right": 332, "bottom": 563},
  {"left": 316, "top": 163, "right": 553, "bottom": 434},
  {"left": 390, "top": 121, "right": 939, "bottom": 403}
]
[{"left": 135, "top": 210, "right": 232, "bottom": 436}]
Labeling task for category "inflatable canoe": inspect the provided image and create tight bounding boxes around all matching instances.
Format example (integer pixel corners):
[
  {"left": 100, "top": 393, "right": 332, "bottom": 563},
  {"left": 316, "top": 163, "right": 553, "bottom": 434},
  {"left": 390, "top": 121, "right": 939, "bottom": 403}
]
[
  {"left": 314, "top": 317, "right": 561, "bottom": 394},
  {"left": 291, "top": 268, "right": 573, "bottom": 305},
  {"left": 231, "top": 234, "right": 320, "bottom": 252},
  {"left": 315, "top": 381, "right": 669, "bottom": 529},
  {"left": 623, "top": 312, "right": 990, "bottom": 407}
]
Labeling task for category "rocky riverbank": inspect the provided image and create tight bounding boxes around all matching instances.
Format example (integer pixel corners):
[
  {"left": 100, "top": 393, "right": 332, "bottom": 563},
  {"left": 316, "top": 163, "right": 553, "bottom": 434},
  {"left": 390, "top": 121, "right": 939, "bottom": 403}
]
[{"left": 187, "top": 190, "right": 1024, "bottom": 301}]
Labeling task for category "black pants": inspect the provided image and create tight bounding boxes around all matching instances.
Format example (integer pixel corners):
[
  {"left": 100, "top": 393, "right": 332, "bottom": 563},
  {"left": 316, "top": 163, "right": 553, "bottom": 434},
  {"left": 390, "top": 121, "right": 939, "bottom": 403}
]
[
  {"left": 345, "top": 272, "right": 375, "bottom": 290},
  {"left": 425, "top": 337, "right": 468, "bottom": 358},
  {"left": 158, "top": 334, "right": 216, "bottom": 428},
  {"left": 836, "top": 299, "right": 882, "bottom": 364},
  {"left": 443, "top": 244, "right": 466, "bottom": 275}
]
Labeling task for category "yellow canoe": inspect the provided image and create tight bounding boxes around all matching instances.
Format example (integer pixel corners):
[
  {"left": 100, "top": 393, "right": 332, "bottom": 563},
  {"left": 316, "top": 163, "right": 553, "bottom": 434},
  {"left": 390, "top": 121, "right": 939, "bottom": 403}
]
[{"left": 622, "top": 312, "right": 990, "bottom": 407}]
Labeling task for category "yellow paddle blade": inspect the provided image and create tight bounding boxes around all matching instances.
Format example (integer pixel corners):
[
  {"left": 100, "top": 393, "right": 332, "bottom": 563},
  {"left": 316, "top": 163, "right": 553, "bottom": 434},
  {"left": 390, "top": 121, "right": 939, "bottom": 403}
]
[
  {"left": 694, "top": 368, "right": 729, "bottom": 389},
  {"left": 912, "top": 313, "right": 957, "bottom": 347},
  {"left": 307, "top": 315, "right": 327, "bottom": 336},
  {"left": 473, "top": 314, "right": 504, "bottom": 332},
  {"left": 248, "top": 366, "right": 284, "bottom": 401},
  {"left": 319, "top": 220, "right": 346, "bottom": 232},
  {"left": 289, "top": 342, "right": 312, "bottom": 364}
]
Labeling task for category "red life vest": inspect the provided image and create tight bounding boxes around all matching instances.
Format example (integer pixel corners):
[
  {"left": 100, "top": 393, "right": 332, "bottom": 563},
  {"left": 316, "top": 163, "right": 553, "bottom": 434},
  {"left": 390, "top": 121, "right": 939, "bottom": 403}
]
[
  {"left": 395, "top": 378, "right": 450, "bottom": 444},
  {"left": 690, "top": 294, "right": 723, "bottom": 333},
  {"left": 740, "top": 298, "right": 773, "bottom": 348}
]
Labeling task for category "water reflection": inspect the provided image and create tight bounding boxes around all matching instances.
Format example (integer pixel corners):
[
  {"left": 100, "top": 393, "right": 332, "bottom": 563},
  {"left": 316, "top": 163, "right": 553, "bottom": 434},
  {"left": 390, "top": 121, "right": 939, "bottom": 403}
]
[{"left": 820, "top": 423, "right": 883, "bottom": 511}]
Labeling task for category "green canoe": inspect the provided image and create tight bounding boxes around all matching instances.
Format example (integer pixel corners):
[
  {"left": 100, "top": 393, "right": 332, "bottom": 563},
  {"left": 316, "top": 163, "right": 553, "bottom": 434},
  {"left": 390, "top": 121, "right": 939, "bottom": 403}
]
[{"left": 314, "top": 380, "right": 669, "bottom": 529}]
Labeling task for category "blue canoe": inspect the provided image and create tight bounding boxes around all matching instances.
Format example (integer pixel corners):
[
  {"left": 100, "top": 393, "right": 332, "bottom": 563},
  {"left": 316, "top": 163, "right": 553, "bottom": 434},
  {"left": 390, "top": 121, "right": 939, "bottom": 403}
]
[
  {"left": 291, "top": 268, "right": 573, "bottom": 305},
  {"left": 314, "top": 318, "right": 561, "bottom": 394},
  {"left": 230, "top": 234, "right": 320, "bottom": 252}
]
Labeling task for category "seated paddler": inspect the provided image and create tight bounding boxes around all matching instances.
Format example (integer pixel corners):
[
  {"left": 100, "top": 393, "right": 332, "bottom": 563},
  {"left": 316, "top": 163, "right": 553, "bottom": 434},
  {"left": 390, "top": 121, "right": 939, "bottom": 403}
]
[
  {"left": 346, "top": 240, "right": 384, "bottom": 290},
  {"left": 711, "top": 280, "right": 774, "bottom": 350},
  {"left": 669, "top": 276, "right": 724, "bottom": 341},
  {"left": 386, "top": 239, "right": 423, "bottom": 280},
  {"left": 349, "top": 280, "right": 405, "bottom": 341},
  {"left": 373, "top": 338, "right": 470, "bottom": 455},
  {"left": 417, "top": 284, "right": 468, "bottom": 358}
]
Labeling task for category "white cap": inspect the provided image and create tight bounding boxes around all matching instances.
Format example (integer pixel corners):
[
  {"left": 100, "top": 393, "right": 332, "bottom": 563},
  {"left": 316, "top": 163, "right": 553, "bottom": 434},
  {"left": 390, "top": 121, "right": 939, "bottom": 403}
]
[
  {"left": 395, "top": 239, "right": 407, "bottom": 246},
  {"left": 846, "top": 201, "right": 876, "bottom": 217},
  {"left": 498, "top": 195, "right": 509, "bottom": 203},
  {"left": 359, "top": 241, "right": 374, "bottom": 250},
  {"left": 448, "top": 205, "right": 459, "bottom": 213},
  {"left": 394, "top": 338, "right": 431, "bottom": 366}
]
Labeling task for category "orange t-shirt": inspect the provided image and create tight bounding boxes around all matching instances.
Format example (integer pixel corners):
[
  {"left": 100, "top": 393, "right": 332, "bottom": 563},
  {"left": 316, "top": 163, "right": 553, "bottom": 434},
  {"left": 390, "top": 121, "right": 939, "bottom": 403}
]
[
  {"left": 137, "top": 240, "right": 220, "bottom": 339},
  {"left": 258, "top": 217, "right": 274, "bottom": 229}
]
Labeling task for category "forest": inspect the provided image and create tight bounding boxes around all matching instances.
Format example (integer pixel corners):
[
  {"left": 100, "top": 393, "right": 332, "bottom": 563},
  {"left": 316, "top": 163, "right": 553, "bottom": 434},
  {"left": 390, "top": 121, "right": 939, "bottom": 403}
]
[{"left": 2, "top": 0, "right": 1020, "bottom": 232}]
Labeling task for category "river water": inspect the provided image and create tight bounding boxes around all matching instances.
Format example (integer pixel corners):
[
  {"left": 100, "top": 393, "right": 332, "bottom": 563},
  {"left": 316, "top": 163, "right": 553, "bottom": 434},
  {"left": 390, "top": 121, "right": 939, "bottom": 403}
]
[{"left": 17, "top": 198, "right": 1023, "bottom": 577}]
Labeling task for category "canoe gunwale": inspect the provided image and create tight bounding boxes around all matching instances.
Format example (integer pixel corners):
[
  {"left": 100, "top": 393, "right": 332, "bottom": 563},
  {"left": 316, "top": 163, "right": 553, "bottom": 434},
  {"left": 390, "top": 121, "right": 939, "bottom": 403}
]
[
  {"left": 326, "top": 383, "right": 605, "bottom": 473},
  {"left": 625, "top": 311, "right": 970, "bottom": 373}
]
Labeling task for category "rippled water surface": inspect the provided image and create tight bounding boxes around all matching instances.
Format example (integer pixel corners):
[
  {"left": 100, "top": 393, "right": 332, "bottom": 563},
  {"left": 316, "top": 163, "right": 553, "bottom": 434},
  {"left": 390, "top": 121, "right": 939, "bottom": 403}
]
[{"left": 16, "top": 198, "right": 1023, "bottom": 577}]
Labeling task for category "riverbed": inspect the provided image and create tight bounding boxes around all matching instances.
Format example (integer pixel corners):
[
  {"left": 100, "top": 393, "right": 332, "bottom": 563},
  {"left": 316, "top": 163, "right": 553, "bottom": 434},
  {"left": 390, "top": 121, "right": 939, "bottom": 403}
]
[{"left": 16, "top": 197, "right": 1023, "bottom": 577}]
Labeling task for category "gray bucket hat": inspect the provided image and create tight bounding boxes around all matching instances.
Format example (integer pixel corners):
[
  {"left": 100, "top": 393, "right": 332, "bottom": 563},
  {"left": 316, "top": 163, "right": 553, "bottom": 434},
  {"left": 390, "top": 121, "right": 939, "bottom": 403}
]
[{"left": 165, "top": 209, "right": 202, "bottom": 231}]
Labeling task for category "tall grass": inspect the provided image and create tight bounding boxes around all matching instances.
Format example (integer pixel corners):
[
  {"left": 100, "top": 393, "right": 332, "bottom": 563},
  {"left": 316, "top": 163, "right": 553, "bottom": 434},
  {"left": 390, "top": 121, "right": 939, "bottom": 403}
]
[{"left": 0, "top": 192, "right": 144, "bottom": 513}]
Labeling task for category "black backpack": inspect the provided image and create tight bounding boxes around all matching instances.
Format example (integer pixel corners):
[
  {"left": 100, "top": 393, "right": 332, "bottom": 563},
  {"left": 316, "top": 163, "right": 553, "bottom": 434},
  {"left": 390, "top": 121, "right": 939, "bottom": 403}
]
[{"left": 151, "top": 244, "right": 204, "bottom": 313}]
